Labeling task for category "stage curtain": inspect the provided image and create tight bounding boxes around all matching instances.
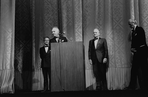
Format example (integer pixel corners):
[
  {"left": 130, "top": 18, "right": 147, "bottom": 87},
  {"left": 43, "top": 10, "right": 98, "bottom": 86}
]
[
  {"left": 0, "top": 0, "right": 15, "bottom": 93},
  {"left": 14, "top": 0, "right": 33, "bottom": 92},
  {"left": 139, "top": 0, "right": 148, "bottom": 44},
  {"left": 14, "top": 0, "right": 148, "bottom": 91},
  {"left": 61, "top": 0, "right": 82, "bottom": 42}
]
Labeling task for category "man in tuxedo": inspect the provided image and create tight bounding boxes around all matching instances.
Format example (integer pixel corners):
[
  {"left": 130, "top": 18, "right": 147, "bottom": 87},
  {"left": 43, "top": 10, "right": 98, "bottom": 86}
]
[
  {"left": 128, "top": 19, "right": 148, "bottom": 90},
  {"left": 88, "top": 28, "right": 108, "bottom": 90},
  {"left": 50, "top": 27, "right": 68, "bottom": 43},
  {"left": 40, "top": 36, "right": 51, "bottom": 92}
]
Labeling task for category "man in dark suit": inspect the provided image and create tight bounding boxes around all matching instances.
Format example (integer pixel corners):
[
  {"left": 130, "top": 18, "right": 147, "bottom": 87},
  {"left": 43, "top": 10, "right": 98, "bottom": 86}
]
[
  {"left": 50, "top": 27, "right": 68, "bottom": 43},
  {"left": 88, "top": 28, "right": 108, "bottom": 90},
  {"left": 128, "top": 19, "right": 148, "bottom": 90},
  {"left": 40, "top": 36, "right": 51, "bottom": 92}
]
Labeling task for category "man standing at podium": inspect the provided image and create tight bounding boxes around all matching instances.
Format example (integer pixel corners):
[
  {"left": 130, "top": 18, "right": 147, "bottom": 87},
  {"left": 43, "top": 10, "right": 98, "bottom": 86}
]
[
  {"left": 40, "top": 36, "right": 51, "bottom": 92},
  {"left": 50, "top": 27, "right": 68, "bottom": 43},
  {"left": 88, "top": 28, "right": 108, "bottom": 90}
]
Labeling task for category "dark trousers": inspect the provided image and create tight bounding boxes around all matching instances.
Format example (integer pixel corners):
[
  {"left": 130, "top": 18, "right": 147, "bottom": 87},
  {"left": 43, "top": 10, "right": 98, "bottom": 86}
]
[
  {"left": 129, "top": 48, "right": 148, "bottom": 90},
  {"left": 42, "top": 67, "right": 51, "bottom": 91},
  {"left": 93, "top": 61, "right": 107, "bottom": 90}
]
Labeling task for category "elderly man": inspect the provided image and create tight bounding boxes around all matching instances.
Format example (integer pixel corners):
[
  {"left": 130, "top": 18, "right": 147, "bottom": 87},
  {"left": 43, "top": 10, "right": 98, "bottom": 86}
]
[
  {"left": 88, "top": 28, "right": 108, "bottom": 90},
  {"left": 128, "top": 19, "right": 148, "bottom": 90},
  {"left": 50, "top": 27, "right": 68, "bottom": 43}
]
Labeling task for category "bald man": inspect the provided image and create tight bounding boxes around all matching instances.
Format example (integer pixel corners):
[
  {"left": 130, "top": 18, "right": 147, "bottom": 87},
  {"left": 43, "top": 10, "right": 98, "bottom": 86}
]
[
  {"left": 88, "top": 28, "right": 108, "bottom": 90},
  {"left": 50, "top": 27, "right": 68, "bottom": 43}
]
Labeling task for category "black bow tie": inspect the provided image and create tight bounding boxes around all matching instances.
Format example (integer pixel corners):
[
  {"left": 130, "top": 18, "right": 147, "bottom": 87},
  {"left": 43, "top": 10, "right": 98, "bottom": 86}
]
[
  {"left": 94, "top": 37, "right": 99, "bottom": 40},
  {"left": 44, "top": 45, "right": 49, "bottom": 47}
]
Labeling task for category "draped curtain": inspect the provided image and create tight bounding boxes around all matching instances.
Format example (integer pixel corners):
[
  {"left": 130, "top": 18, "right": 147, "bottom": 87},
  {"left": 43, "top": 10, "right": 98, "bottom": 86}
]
[
  {"left": 15, "top": 0, "right": 33, "bottom": 92},
  {"left": 14, "top": 0, "right": 148, "bottom": 92},
  {"left": 0, "top": 0, "right": 15, "bottom": 93}
]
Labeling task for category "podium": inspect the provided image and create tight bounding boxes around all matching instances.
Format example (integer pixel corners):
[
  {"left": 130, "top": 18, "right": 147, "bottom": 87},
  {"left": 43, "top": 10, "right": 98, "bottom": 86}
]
[{"left": 51, "top": 42, "right": 85, "bottom": 91}]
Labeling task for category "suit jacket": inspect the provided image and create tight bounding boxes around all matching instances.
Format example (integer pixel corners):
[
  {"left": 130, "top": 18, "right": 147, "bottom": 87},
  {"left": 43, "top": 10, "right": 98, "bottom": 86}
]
[
  {"left": 50, "top": 36, "right": 68, "bottom": 43},
  {"left": 130, "top": 26, "right": 147, "bottom": 52},
  {"left": 40, "top": 46, "right": 51, "bottom": 68},
  {"left": 88, "top": 38, "right": 108, "bottom": 64}
]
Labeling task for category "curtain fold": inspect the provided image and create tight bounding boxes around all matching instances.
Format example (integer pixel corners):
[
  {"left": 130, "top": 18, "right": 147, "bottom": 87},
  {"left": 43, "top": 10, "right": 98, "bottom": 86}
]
[
  {"left": 14, "top": 0, "right": 33, "bottom": 91},
  {"left": 0, "top": 0, "right": 15, "bottom": 93},
  {"left": 61, "top": 0, "right": 82, "bottom": 42},
  {"left": 139, "top": 0, "right": 148, "bottom": 44}
]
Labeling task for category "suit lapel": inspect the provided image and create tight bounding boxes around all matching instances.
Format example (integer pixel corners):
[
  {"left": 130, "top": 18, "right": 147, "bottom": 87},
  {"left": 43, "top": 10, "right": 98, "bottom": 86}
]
[
  {"left": 43, "top": 47, "right": 46, "bottom": 54},
  {"left": 92, "top": 39, "right": 96, "bottom": 49},
  {"left": 134, "top": 27, "right": 138, "bottom": 36},
  {"left": 96, "top": 38, "right": 102, "bottom": 49},
  {"left": 132, "top": 26, "right": 138, "bottom": 37}
]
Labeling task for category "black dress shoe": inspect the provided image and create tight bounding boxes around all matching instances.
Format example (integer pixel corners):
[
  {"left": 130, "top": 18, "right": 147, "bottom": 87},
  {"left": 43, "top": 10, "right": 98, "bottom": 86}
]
[
  {"left": 127, "top": 87, "right": 136, "bottom": 90},
  {"left": 96, "top": 86, "right": 101, "bottom": 91},
  {"left": 102, "top": 86, "right": 108, "bottom": 90},
  {"left": 47, "top": 89, "right": 51, "bottom": 92},
  {"left": 41, "top": 89, "right": 47, "bottom": 93}
]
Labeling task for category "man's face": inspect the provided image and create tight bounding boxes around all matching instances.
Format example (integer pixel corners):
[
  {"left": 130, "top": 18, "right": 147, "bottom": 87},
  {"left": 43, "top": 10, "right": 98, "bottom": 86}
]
[
  {"left": 93, "top": 29, "right": 100, "bottom": 38},
  {"left": 44, "top": 38, "right": 49, "bottom": 45},
  {"left": 129, "top": 22, "right": 134, "bottom": 29},
  {"left": 52, "top": 28, "right": 59, "bottom": 37}
]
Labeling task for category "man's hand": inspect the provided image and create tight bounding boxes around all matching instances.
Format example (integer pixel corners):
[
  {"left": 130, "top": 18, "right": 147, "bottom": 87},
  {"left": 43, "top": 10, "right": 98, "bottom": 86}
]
[
  {"left": 131, "top": 48, "right": 136, "bottom": 53},
  {"left": 103, "top": 58, "right": 107, "bottom": 63},
  {"left": 89, "top": 59, "right": 92, "bottom": 65}
]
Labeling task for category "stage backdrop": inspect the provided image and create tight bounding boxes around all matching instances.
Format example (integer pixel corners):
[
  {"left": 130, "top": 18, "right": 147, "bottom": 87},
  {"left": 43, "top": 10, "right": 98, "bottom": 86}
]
[
  {"left": 14, "top": 0, "right": 148, "bottom": 91},
  {"left": 0, "top": 0, "right": 15, "bottom": 93}
]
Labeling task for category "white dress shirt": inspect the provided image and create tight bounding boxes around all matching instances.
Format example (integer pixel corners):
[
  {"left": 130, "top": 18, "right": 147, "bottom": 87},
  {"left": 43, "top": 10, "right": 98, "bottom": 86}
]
[
  {"left": 45, "top": 47, "right": 48, "bottom": 53},
  {"left": 56, "top": 38, "right": 59, "bottom": 42},
  {"left": 94, "top": 38, "right": 99, "bottom": 49}
]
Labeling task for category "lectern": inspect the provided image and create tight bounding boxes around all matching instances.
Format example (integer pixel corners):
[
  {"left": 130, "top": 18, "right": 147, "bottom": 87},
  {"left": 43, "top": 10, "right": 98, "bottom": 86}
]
[{"left": 51, "top": 42, "right": 85, "bottom": 91}]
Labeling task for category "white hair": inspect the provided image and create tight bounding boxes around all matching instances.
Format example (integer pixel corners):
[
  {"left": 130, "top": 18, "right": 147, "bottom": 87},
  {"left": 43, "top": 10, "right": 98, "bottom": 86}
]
[
  {"left": 128, "top": 19, "right": 137, "bottom": 25},
  {"left": 93, "top": 28, "right": 100, "bottom": 32},
  {"left": 52, "top": 27, "right": 59, "bottom": 33}
]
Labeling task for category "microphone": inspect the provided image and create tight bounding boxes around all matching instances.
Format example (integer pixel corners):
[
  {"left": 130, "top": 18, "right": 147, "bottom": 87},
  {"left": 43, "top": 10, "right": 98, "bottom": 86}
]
[{"left": 61, "top": 31, "right": 71, "bottom": 42}]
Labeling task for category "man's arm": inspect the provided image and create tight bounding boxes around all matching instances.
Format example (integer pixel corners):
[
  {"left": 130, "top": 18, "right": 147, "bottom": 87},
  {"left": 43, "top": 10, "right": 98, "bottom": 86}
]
[
  {"left": 64, "top": 37, "right": 68, "bottom": 42},
  {"left": 59, "top": 36, "right": 68, "bottom": 42},
  {"left": 88, "top": 40, "right": 92, "bottom": 65},
  {"left": 104, "top": 39, "right": 108, "bottom": 58},
  {"left": 39, "top": 48, "right": 43, "bottom": 59},
  {"left": 128, "top": 31, "right": 132, "bottom": 42},
  {"left": 103, "top": 39, "right": 108, "bottom": 63},
  {"left": 139, "top": 27, "right": 147, "bottom": 46}
]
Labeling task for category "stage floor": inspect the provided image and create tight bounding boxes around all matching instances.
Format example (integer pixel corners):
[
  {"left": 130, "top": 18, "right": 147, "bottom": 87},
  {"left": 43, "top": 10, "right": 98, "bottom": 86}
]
[{"left": 1, "top": 90, "right": 148, "bottom": 97}]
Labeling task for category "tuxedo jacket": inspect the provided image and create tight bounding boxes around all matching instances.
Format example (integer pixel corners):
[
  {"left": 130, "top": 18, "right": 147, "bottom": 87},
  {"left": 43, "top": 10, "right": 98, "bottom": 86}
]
[
  {"left": 40, "top": 46, "right": 51, "bottom": 68},
  {"left": 50, "top": 36, "right": 68, "bottom": 43},
  {"left": 88, "top": 38, "right": 108, "bottom": 64},
  {"left": 130, "top": 26, "right": 147, "bottom": 52}
]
